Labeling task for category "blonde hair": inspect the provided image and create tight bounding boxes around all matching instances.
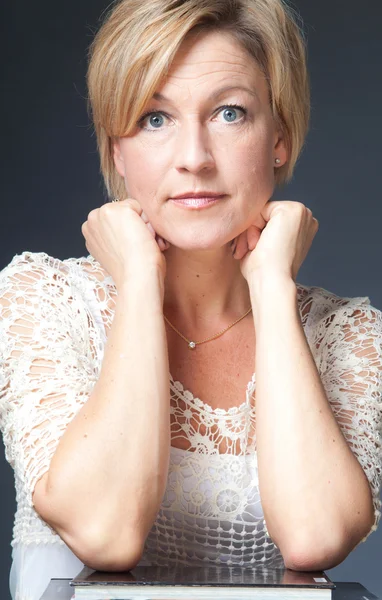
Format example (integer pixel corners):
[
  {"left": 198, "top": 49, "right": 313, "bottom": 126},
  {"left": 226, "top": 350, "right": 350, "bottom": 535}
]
[{"left": 86, "top": 0, "right": 310, "bottom": 201}]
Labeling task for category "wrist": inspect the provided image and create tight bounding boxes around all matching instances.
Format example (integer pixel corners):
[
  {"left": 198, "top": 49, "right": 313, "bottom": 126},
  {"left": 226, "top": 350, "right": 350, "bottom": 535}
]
[
  {"left": 117, "top": 266, "right": 165, "bottom": 306},
  {"left": 248, "top": 271, "right": 297, "bottom": 317}
]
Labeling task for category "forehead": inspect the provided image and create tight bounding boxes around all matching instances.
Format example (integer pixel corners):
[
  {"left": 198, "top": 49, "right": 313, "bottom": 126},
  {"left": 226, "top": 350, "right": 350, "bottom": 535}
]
[{"left": 156, "top": 30, "right": 267, "bottom": 103}]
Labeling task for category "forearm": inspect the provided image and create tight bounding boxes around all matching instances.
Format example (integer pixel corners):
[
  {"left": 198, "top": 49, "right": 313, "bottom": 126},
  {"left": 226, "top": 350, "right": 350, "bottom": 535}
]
[
  {"left": 249, "top": 273, "right": 373, "bottom": 566},
  {"left": 41, "top": 268, "right": 170, "bottom": 563}
]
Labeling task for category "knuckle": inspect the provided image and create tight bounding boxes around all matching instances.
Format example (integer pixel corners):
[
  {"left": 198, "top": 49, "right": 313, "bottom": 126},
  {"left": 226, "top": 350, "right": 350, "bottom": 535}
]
[
  {"left": 99, "top": 203, "right": 112, "bottom": 216},
  {"left": 124, "top": 198, "right": 141, "bottom": 212},
  {"left": 87, "top": 208, "right": 98, "bottom": 221},
  {"left": 295, "top": 202, "right": 306, "bottom": 213}
]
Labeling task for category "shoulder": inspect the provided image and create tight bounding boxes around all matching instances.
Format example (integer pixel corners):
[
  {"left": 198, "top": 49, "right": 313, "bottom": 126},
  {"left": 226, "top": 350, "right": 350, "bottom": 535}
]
[
  {"left": 0, "top": 250, "right": 113, "bottom": 295},
  {"left": 296, "top": 282, "right": 382, "bottom": 357},
  {"left": 296, "top": 281, "right": 379, "bottom": 326},
  {"left": 0, "top": 251, "right": 111, "bottom": 320},
  {"left": 0, "top": 251, "right": 113, "bottom": 362},
  {"left": 0, "top": 251, "right": 116, "bottom": 342},
  {"left": 0, "top": 252, "right": 73, "bottom": 311}
]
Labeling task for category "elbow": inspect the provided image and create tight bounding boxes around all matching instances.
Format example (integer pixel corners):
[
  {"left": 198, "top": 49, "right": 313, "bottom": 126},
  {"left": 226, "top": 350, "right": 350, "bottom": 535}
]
[
  {"left": 33, "top": 477, "right": 145, "bottom": 571},
  {"left": 63, "top": 525, "right": 145, "bottom": 572},
  {"left": 81, "top": 533, "right": 144, "bottom": 572},
  {"left": 284, "top": 504, "right": 378, "bottom": 571},
  {"left": 284, "top": 549, "right": 342, "bottom": 572},
  {"left": 283, "top": 536, "right": 348, "bottom": 572}
]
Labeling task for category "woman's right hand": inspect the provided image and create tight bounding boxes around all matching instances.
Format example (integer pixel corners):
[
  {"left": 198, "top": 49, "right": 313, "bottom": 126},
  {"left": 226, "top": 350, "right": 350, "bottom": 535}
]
[{"left": 81, "top": 198, "right": 170, "bottom": 288}]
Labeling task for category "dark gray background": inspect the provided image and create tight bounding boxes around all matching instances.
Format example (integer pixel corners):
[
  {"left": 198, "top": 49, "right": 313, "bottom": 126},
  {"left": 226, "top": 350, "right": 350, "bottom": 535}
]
[{"left": 1, "top": 0, "right": 381, "bottom": 598}]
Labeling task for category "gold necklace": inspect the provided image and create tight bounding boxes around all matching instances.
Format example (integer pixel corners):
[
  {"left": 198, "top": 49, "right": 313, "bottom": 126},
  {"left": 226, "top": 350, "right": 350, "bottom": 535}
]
[{"left": 163, "top": 306, "right": 253, "bottom": 349}]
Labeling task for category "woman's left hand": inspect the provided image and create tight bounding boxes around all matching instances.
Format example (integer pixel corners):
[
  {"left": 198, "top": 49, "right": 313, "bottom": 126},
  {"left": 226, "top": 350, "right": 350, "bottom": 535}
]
[{"left": 232, "top": 200, "right": 319, "bottom": 283}]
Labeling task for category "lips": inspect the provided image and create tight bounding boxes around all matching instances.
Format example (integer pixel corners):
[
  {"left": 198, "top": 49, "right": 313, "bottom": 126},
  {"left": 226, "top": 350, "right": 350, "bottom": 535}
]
[
  {"left": 168, "top": 196, "right": 224, "bottom": 209},
  {"left": 170, "top": 192, "right": 225, "bottom": 200}
]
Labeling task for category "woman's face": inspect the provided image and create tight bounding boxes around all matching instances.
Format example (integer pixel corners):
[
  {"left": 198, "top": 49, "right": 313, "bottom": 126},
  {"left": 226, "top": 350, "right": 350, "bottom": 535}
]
[{"left": 113, "top": 29, "right": 287, "bottom": 250}]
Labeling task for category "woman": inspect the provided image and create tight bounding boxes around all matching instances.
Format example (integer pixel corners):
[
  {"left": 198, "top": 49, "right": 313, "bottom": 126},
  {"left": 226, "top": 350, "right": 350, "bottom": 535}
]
[{"left": 1, "top": 1, "right": 381, "bottom": 599}]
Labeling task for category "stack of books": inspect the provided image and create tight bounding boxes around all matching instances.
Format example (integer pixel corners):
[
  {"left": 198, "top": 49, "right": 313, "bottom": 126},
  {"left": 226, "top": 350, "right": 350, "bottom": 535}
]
[
  {"left": 39, "top": 565, "right": 380, "bottom": 599},
  {"left": 70, "top": 564, "right": 334, "bottom": 599}
]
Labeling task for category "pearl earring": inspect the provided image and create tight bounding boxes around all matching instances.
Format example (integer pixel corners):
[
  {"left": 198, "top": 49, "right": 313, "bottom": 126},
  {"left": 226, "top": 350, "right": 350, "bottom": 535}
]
[{"left": 275, "top": 158, "right": 281, "bottom": 164}]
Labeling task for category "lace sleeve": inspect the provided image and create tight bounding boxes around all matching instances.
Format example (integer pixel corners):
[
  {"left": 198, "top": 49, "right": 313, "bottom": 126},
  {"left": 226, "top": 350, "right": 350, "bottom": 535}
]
[
  {"left": 314, "top": 297, "right": 382, "bottom": 545},
  {"left": 0, "top": 252, "right": 99, "bottom": 510}
]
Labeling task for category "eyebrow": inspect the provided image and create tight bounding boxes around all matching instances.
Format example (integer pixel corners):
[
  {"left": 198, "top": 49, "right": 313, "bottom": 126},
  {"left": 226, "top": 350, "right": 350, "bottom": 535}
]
[{"left": 152, "top": 84, "right": 259, "bottom": 104}]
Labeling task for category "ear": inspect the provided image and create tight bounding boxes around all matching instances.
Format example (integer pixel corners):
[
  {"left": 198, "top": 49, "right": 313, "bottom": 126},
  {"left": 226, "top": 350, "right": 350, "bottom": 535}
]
[
  {"left": 273, "top": 130, "right": 288, "bottom": 167},
  {"left": 112, "top": 138, "right": 125, "bottom": 177}
]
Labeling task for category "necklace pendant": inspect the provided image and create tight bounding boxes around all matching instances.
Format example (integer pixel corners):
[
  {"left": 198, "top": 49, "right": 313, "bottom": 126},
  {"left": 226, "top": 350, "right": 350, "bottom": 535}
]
[{"left": 188, "top": 341, "right": 196, "bottom": 349}]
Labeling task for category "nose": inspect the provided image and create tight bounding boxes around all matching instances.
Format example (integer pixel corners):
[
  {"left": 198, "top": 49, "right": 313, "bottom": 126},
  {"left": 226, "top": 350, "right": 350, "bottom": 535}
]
[{"left": 174, "top": 119, "right": 215, "bottom": 174}]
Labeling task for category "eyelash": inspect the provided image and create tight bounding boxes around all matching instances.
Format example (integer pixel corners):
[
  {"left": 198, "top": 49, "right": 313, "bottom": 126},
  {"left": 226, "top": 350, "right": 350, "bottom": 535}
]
[{"left": 137, "top": 103, "right": 248, "bottom": 131}]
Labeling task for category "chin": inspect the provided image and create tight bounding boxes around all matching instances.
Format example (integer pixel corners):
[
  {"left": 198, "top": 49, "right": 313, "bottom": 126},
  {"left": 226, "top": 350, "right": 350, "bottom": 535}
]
[{"left": 165, "top": 232, "right": 232, "bottom": 252}]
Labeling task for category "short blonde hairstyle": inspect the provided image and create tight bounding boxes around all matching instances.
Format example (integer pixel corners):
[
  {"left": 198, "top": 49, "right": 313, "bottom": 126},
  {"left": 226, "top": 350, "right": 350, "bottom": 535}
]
[{"left": 87, "top": 0, "right": 310, "bottom": 201}]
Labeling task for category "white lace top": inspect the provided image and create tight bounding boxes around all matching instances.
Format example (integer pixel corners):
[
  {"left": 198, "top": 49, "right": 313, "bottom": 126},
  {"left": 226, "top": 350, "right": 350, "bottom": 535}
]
[{"left": 0, "top": 251, "right": 381, "bottom": 599}]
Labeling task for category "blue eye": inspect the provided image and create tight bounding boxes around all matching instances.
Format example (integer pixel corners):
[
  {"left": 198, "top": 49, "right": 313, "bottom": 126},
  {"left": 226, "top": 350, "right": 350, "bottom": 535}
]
[
  {"left": 137, "top": 111, "right": 168, "bottom": 130},
  {"left": 220, "top": 105, "right": 246, "bottom": 122},
  {"left": 137, "top": 104, "right": 247, "bottom": 131},
  {"left": 146, "top": 113, "right": 165, "bottom": 129}
]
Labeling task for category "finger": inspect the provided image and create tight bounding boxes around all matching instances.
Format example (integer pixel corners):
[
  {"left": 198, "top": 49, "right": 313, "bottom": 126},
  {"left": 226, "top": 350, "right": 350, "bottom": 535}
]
[
  {"left": 87, "top": 208, "right": 99, "bottom": 222},
  {"left": 147, "top": 222, "right": 156, "bottom": 238},
  {"left": 259, "top": 200, "right": 279, "bottom": 223},
  {"left": 120, "top": 198, "right": 143, "bottom": 215},
  {"left": 141, "top": 210, "right": 149, "bottom": 224},
  {"left": 247, "top": 225, "right": 261, "bottom": 251},
  {"left": 156, "top": 235, "right": 166, "bottom": 251},
  {"left": 234, "top": 231, "right": 249, "bottom": 260},
  {"left": 161, "top": 237, "right": 171, "bottom": 251}
]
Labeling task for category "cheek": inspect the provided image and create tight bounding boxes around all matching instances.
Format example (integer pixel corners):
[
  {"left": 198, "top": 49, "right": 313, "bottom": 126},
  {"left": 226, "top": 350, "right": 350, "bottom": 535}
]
[
  {"left": 217, "top": 144, "right": 275, "bottom": 233},
  {"left": 232, "top": 134, "right": 275, "bottom": 202},
  {"left": 239, "top": 122, "right": 274, "bottom": 168},
  {"left": 120, "top": 145, "right": 165, "bottom": 198}
]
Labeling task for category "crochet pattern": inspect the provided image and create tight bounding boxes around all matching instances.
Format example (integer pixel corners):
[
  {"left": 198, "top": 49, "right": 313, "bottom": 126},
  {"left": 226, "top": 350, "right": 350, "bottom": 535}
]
[{"left": 0, "top": 251, "right": 381, "bottom": 569}]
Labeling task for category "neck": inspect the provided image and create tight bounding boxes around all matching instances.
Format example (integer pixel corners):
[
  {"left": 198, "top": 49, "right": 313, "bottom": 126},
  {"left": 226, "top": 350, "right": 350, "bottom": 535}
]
[{"left": 163, "top": 244, "right": 251, "bottom": 335}]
